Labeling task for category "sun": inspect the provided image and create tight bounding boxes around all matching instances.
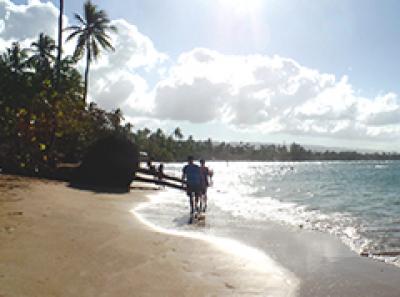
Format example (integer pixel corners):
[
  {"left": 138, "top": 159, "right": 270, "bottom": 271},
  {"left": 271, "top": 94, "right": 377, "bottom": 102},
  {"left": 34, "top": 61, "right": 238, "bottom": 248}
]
[{"left": 217, "top": 0, "right": 264, "bottom": 15}]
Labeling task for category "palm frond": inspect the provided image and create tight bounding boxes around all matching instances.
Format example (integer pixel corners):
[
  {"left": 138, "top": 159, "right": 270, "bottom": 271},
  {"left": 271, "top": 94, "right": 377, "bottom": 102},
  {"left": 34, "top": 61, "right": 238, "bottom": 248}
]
[
  {"left": 95, "top": 34, "right": 114, "bottom": 51},
  {"left": 64, "top": 25, "right": 82, "bottom": 32},
  {"left": 109, "top": 25, "right": 118, "bottom": 33},
  {"left": 66, "top": 29, "right": 84, "bottom": 42},
  {"left": 73, "top": 34, "right": 86, "bottom": 61},
  {"left": 91, "top": 39, "right": 100, "bottom": 60},
  {"left": 74, "top": 13, "right": 86, "bottom": 25}
]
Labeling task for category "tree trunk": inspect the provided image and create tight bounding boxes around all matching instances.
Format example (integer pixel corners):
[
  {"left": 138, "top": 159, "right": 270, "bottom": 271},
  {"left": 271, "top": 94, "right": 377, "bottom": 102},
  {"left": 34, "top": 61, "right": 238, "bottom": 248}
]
[
  {"left": 83, "top": 43, "right": 91, "bottom": 102},
  {"left": 56, "top": 0, "right": 63, "bottom": 89}
]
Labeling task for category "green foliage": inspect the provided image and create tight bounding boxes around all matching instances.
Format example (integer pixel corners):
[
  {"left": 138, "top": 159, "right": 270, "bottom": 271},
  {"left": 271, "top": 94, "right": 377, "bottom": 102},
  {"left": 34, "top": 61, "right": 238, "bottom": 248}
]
[
  {"left": 28, "top": 33, "right": 56, "bottom": 74},
  {"left": 0, "top": 2, "right": 125, "bottom": 177},
  {"left": 0, "top": 36, "right": 130, "bottom": 176}
]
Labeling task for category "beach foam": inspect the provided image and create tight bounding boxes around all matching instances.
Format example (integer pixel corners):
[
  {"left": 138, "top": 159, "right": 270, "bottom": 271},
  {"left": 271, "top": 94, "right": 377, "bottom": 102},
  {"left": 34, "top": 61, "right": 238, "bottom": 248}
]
[
  {"left": 154, "top": 161, "right": 400, "bottom": 268},
  {"left": 133, "top": 197, "right": 299, "bottom": 297}
]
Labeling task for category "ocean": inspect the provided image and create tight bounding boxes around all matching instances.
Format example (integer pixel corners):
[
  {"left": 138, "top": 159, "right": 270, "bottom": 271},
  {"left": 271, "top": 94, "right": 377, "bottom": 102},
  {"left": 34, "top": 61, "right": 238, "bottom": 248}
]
[{"left": 134, "top": 161, "right": 400, "bottom": 268}]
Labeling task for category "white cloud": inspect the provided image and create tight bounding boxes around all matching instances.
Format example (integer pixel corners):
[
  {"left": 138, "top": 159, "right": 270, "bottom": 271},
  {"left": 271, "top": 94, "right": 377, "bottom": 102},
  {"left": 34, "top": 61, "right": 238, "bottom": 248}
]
[
  {"left": 87, "top": 19, "right": 168, "bottom": 112},
  {"left": 154, "top": 77, "right": 230, "bottom": 123},
  {"left": 0, "top": 0, "right": 58, "bottom": 41},
  {"left": 150, "top": 48, "right": 400, "bottom": 141},
  {"left": 3, "top": 0, "right": 400, "bottom": 146},
  {"left": 0, "top": 0, "right": 73, "bottom": 56}
]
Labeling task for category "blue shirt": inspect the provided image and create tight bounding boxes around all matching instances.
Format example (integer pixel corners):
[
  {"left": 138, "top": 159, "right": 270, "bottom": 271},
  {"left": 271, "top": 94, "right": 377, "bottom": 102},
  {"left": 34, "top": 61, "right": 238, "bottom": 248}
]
[{"left": 183, "top": 164, "right": 201, "bottom": 185}]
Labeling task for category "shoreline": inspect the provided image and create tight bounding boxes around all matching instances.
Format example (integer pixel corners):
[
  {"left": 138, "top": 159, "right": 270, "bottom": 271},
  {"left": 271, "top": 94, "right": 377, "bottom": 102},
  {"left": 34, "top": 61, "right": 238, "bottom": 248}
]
[
  {"left": 3, "top": 173, "right": 400, "bottom": 296},
  {"left": 0, "top": 175, "right": 297, "bottom": 296},
  {"left": 137, "top": 185, "right": 400, "bottom": 297},
  {"left": 133, "top": 198, "right": 299, "bottom": 290}
]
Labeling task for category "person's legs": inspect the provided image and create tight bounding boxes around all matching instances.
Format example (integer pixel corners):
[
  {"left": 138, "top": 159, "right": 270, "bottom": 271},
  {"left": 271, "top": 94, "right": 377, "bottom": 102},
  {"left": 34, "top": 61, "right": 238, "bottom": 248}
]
[
  {"left": 189, "top": 194, "right": 194, "bottom": 214},
  {"left": 187, "top": 188, "right": 195, "bottom": 215},
  {"left": 194, "top": 191, "right": 200, "bottom": 213},
  {"left": 188, "top": 184, "right": 202, "bottom": 219},
  {"left": 203, "top": 188, "right": 208, "bottom": 212},
  {"left": 198, "top": 187, "right": 205, "bottom": 212},
  {"left": 187, "top": 192, "right": 195, "bottom": 223},
  {"left": 199, "top": 193, "right": 203, "bottom": 213}
]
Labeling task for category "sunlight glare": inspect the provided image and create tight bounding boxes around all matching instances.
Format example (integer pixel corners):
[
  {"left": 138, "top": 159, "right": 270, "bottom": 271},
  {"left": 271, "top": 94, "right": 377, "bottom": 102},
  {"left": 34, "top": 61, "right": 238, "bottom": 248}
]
[{"left": 218, "top": 0, "right": 264, "bottom": 15}]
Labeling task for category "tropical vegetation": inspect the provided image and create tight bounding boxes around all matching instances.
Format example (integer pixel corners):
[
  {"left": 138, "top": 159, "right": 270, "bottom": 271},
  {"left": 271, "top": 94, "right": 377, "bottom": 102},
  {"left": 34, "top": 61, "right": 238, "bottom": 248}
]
[{"left": 0, "top": 1, "right": 399, "bottom": 179}]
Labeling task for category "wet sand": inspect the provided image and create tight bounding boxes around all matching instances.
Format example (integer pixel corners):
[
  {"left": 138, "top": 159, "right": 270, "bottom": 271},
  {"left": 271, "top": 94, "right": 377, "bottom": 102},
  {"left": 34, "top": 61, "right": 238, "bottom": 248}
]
[
  {"left": 0, "top": 175, "right": 296, "bottom": 297},
  {"left": 134, "top": 185, "right": 400, "bottom": 297},
  {"left": 211, "top": 217, "right": 400, "bottom": 297}
]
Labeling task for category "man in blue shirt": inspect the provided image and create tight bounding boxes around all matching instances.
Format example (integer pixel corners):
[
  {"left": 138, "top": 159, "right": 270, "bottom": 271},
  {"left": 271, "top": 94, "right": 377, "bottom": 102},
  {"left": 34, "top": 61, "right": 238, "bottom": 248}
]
[{"left": 182, "top": 156, "right": 201, "bottom": 218}]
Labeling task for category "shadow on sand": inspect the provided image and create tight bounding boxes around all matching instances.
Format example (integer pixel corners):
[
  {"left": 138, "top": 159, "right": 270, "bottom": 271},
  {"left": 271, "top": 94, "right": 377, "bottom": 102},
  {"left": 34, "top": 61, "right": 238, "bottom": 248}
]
[{"left": 68, "top": 182, "right": 131, "bottom": 194}]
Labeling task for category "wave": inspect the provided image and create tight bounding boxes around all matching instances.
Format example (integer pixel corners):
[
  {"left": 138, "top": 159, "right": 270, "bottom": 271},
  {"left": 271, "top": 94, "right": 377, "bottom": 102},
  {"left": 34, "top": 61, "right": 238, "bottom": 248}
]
[{"left": 147, "top": 161, "right": 400, "bottom": 268}]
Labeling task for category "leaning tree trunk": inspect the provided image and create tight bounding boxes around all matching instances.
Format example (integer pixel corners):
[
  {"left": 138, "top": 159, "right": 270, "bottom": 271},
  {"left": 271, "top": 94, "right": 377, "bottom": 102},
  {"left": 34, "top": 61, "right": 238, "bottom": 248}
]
[
  {"left": 83, "top": 44, "right": 91, "bottom": 102},
  {"left": 56, "top": 0, "right": 64, "bottom": 88}
]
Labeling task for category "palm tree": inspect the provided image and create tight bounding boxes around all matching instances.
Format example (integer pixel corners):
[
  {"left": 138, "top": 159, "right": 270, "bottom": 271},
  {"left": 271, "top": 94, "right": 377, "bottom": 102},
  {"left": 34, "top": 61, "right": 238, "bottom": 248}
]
[
  {"left": 0, "top": 42, "right": 29, "bottom": 102},
  {"left": 2, "top": 42, "right": 28, "bottom": 74},
  {"left": 28, "top": 33, "right": 56, "bottom": 73},
  {"left": 173, "top": 127, "right": 184, "bottom": 140},
  {"left": 56, "top": 0, "right": 64, "bottom": 87},
  {"left": 65, "top": 0, "right": 117, "bottom": 102}
]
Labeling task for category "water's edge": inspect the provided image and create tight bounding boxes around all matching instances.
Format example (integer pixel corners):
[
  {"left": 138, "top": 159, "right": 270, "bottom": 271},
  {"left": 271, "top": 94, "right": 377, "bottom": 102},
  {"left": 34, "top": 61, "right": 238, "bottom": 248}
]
[{"left": 132, "top": 196, "right": 300, "bottom": 296}]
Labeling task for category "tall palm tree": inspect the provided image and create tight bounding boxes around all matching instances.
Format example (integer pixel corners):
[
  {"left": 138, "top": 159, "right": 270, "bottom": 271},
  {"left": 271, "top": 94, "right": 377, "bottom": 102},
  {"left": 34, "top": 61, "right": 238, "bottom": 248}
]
[
  {"left": 28, "top": 33, "right": 56, "bottom": 73},
  {"left": 65, "top": 0, "right": 117, "bottom": 102},
  {"left": 56, "top": 0, "right": 64, "bottom": 87}
]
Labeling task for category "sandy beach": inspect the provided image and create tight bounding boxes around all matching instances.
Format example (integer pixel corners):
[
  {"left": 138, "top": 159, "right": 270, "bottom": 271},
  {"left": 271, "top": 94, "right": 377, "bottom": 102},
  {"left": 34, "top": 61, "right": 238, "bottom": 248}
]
[
  {"left": 0, "top": 175, "right": 296, "bottom": 297},
  {"left": 2, "top": 173, "right": 400, "bottom": 297}
]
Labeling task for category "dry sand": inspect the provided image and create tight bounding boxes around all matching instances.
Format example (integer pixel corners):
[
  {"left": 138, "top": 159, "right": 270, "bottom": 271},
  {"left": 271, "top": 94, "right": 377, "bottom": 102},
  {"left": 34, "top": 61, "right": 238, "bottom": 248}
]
[{"left": 0, "top": 175, "right": 296, "bottom": 297}]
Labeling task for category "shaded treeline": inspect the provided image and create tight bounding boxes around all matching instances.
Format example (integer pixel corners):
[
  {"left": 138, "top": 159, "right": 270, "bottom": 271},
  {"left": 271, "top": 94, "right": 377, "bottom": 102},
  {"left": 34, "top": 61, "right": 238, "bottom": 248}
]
[
  {"left": 0, "top": 36, "right": 131, "bottom": 175},
  {"left": 133, "top": 128, "right": 400, "bottom": 162},
  {"left": 0, "top": 1, "right": 126, "bottom": 177}
]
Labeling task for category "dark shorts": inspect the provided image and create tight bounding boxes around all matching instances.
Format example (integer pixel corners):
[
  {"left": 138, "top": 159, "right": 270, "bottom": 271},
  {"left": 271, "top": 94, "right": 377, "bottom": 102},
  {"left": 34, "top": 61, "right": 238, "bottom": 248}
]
[
  {"left": 186, "top": 183, "right": 201, "bottom": 196},
  {"left": 200, "top": 185, "right": 208, "bottom": 195}
]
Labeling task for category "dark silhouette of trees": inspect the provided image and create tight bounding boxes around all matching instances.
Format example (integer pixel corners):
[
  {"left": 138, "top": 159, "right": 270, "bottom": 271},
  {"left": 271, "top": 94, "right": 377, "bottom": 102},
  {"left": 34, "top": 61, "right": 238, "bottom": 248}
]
[
  {"left": 2, "top": 42, "right": 28, "bottom": 74},
  {"left": 130, "top": 128, "right": 400, "bottom": 162},
  {"left": 0, "top": 32, "right": 133, "bottom": 176},
  {"left": 28, "top": 33, "right": 56, "bottom": 75},
  {"left": 173, "top": 127, "right": 184, "bottom": 140},
  {"left": 65, "top": 0, "right": 117, "bottom": 102}
]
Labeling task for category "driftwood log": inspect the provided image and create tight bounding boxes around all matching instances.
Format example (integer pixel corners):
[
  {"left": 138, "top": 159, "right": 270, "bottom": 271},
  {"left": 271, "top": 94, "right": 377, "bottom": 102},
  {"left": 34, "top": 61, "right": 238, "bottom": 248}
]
[
  {"left": 360, "top": 251, "right": 400, "bottom": 257},
  {"left": 135, "top": 168, "right": 186, "bottom": 190}
]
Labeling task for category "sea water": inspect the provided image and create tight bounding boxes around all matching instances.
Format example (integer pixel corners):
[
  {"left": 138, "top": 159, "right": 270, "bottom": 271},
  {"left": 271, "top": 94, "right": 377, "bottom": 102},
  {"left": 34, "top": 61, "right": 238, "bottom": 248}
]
[{"left": 135, "top": 161, "right": 400, "bottom": 267}]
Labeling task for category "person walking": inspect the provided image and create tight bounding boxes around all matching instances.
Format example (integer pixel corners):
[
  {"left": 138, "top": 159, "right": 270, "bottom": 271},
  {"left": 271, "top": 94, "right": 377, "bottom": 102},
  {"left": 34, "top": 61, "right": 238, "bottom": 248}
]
[
  {"left": 182, "top": 156, "right": 201, "bottom": 220},
  {"left": 199, "top": 159, "right": 212, "bottom": 212}
]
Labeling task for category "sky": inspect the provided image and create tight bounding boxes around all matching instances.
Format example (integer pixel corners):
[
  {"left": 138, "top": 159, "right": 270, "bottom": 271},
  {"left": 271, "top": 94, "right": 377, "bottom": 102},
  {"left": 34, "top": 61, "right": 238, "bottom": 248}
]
[{"left": 2, "top": 0, "right": 400, "bottom": 151}]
